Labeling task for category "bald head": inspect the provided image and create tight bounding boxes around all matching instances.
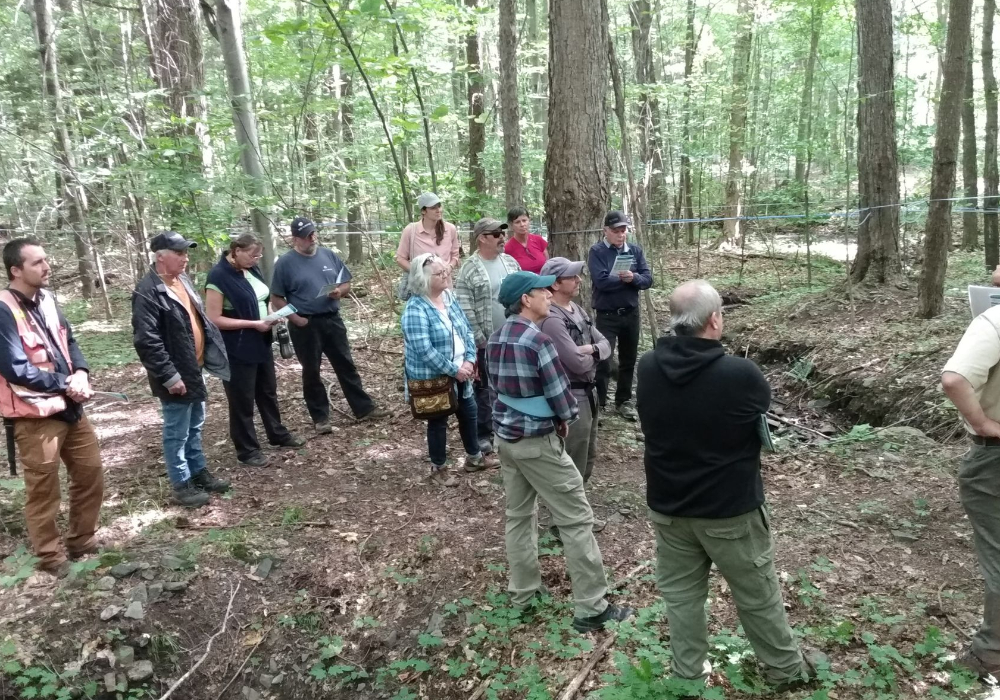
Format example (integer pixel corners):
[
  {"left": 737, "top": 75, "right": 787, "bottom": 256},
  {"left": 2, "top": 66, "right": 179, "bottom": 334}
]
[{"left": 669, "top": 280, "right": 723, "bottom": 338}]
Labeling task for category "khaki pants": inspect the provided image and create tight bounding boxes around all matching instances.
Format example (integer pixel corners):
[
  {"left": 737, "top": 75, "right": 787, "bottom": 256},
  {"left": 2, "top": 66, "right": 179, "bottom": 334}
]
[
  {"left": 651, "top": 507, "right": 805, "bottom": 683},
  {"left": 564, "top": 388, "right": 598, "bottom": 482},
  {"left": 18, "top": 416, "right": 104, "bottom": 568},
  {"left": 959, "top": 443, "right": 1000, "bottom": 665},
  {"left": 498, "top": 432, "right": 608, "bottom": 618}
]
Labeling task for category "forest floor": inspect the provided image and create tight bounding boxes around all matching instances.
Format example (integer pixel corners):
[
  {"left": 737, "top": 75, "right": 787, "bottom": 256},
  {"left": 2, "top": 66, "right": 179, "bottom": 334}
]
[{"left": 0, "top": 246, "right": 997, "bottom": 700}]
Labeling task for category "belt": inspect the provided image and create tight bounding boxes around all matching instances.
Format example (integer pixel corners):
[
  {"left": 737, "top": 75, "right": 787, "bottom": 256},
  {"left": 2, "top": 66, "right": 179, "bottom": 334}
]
[
  {"left": 570, "top": 381, "right": 596, "bottom": 392},
  {"left": 597, "top": 307, "right": 637, "bottom": 316},
  {"left": 971, "top": 435, "right": 1000, "bottom": 446},
  {"left": 297, "top": 311, "right": 338, "bottom": 319}
]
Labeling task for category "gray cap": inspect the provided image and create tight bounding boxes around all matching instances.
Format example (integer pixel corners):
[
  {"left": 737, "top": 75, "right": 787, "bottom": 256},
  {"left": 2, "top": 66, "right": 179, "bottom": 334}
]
[
  {"left": 473, "top": 217, "right": 508, "bottom": 238},
  {"left": 416, "top": 192, "right": 441, "bottom": 209},
  {"left": 541, "top": 257, "right": 586, "bottom": 278}
]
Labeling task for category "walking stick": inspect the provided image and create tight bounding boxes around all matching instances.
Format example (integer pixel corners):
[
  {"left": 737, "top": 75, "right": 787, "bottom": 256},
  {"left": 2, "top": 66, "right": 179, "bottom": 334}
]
[{"left": 5, "top": 418, "right": 15, "bottom": 476}]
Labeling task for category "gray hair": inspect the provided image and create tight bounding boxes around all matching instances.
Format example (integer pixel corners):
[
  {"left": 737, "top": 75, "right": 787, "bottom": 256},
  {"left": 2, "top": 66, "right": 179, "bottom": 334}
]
[
  {"left": 669, "top": 280, "right": 722, "bottom": 336},
  {"left": 407, "top": 252, "right": 444, "bottom": 297}
]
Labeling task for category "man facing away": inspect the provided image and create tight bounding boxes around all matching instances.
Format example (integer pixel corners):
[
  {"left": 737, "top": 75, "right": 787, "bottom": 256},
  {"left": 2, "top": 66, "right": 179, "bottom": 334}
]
[
  {"left": 587, "top": 210, "right": 653, "bottom": 422},
  {"left": 454, "top": 217, "right": 520, "bottom": 455},
  {"left": 270, "top": 217, "right": 388, "bottom": 433},
  {"left": 538, "top": 257, "right": 611, "bottom": 532},
  {"left": 636, "top": 279, "right": 821, "bottom": 691},
  {"left": 942, "top": 299, "right": 1000, "bottom": 680},
  {"left": 132, "top": 232, "right": 231, "bottom": 508},
  {"left": 488, "top": 270, "right": 633, "bottom": 632},
  {"left": 0, "top": 238, "right": 103, "bottom": 576}
]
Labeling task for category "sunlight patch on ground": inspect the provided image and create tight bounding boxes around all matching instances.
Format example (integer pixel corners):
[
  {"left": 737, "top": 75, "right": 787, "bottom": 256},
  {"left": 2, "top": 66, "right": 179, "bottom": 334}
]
[
  {"left": 102, "top": 506, "right": 173, "bottom": 537},
  {"left": 75, "top": 319, "right": 127, "bottom": 333}
]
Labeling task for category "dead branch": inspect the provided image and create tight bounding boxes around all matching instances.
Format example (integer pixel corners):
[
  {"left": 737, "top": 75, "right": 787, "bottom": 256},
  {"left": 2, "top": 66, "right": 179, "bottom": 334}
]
[
  {"left": 813, "top": 357, "right": 883, "bottom": 386},
  {"left": 217, "top": 625, "right": 271, "bottom": 698},
  {"left": 766, "top": 411, "right": 832, "bottom": 440},
  {"left": 938, "top": 583, "right": 973, "bottom": 640},
  {"left": 154, "top": 581, "right": 241, "bottom": 700},
  {"left": 851, "top": 466, "right": 890, "bottom": 481},
  {"left": 609, "top": 562, "right": 651, "bottom": 592},
  {"left": 468, "top": 678, "right": 492, "bottom": 700},
  {"left": 556, "top": 633, "right": 618, "bottom": 700}
]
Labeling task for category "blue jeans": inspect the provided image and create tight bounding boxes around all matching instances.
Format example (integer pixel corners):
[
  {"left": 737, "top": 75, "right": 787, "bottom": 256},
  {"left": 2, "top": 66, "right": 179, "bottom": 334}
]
[
  {"left": 161, "top": 400, "right": 207, "bottom": 487},
  {"left": 427, "top": 382, "right": 479, "bottom": 468}
]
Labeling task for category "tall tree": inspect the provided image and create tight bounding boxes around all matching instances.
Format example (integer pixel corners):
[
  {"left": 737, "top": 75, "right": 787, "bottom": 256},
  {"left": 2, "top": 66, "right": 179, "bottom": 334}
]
[
  {"left": 963, "top": 51, "right": 979, "bottom": 250},
  {"left": 214, "top": 0, "right": 276, "bottom": 278},
  {"left": 466, "top": 0, "right": 486, "bottom": 231},
  {"left": 919, "top": 0, "right": 974, "bottom": 317},
  {"left": 630, "top": 0, "right": 663, "bottom": 217},
  {"left": 680, "top": 0, "right": 696, "bottom": 245},
  {"left": 498, "top": 0, "right": 523, "bottom": 207},
  {"left": 341, "top": 70, "right": 364, "bottom": 265},
  {"left": 545, "top": 0, "right": 611, "bottom": 263},
  {"left": 720, "top": 0, "right": 754, "bottom": 246},
  {"left": 852, "top": 0, "right": 901, "bottom": 284},
  {"left": 794, "top": 3, "right": 821, "bottom": 188},
  {"left": 526, "top": 0, "right": 547, "bottom": 154},
  {"left": 985, "top": 0, "right": 999, "bottom": 269}
]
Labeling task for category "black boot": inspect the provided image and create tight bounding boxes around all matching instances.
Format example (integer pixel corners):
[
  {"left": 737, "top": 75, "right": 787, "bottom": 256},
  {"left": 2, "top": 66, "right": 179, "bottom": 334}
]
[
  {"left": 172, "top": 481, "right": 210, "bottom": 508},
  {"left": 190, "top": 469, "right": 231, "bottom": 493}
]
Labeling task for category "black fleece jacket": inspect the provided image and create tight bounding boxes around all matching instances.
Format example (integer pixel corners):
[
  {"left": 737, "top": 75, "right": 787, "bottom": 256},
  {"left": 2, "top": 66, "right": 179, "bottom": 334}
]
[{"left": 636, "top": 335, "right": 770, "bottom": 518}]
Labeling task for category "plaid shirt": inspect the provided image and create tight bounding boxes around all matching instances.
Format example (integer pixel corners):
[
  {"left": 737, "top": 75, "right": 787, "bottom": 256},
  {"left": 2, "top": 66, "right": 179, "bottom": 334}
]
[
  {"left": 401, "top": 293, "right": 477, "bottom": 399},
  {"left": 487, "top": 315, "right": 578, "bottom": 440},
  {"left": 454, "top": 252, "right": 520, "bottom": 347}
]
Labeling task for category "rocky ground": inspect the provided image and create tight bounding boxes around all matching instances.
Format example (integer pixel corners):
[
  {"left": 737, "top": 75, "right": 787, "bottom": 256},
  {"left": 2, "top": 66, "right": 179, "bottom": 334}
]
[{"left": 0, "top": 248, "right": 995, "bottom": 700}]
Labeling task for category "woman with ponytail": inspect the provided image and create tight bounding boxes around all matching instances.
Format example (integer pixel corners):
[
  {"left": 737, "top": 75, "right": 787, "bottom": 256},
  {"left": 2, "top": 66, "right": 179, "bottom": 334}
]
[{"left": 395, "top": 193, "right": 461, "bottom": 273}]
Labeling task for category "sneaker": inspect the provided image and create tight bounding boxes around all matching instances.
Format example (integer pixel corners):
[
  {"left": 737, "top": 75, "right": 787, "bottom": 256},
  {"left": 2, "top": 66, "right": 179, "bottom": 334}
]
[
  {"left": 593, "top": 517, "right": 607, "bottom": 533},
  {"left": 572, "top": 603, "right": 635, "bottom": 633},
  {"left": 615, "top": 401, "right": 638, "bottom": 422},
  {"left": 239, "top": 453, "right": 270, "bottom": 467},
  {"left": 464, "top": 453, "right": 499, "bottom": 472},
  {"left": 358, "top": 406, "right": 390, "bottom": 421},
  {"left": 429, "top": 467, "right": 458, "bottom": 487},
  {"left": 190, "top": 469, "right": 231, "bottom": 493},
  {"left": 172, "top": 481, "right": 210, "bottom": 508},
  {"left": 271, "top": 434, "right": 306, "bottom": 448},
  {"left": 315, "top": 421, "right": 333, "bottom": 435},
  {"left": 949, "top": 648, "right": 1000, "bottom": 681}
]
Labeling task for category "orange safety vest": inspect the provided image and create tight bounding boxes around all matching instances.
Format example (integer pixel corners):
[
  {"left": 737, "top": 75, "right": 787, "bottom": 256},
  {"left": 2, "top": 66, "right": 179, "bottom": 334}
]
[{"left": 0, "top": 289, "right": 72, "bottom": 419}]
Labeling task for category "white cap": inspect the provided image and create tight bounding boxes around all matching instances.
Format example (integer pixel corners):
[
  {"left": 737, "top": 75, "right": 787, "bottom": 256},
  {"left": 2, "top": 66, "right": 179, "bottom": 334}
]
[{"left": 417, "top": 192, "right": 441, "bottom": 209}]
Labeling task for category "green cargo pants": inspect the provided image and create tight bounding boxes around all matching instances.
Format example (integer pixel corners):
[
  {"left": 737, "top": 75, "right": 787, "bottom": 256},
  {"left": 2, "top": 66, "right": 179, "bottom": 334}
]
[
  {"left": 498, "top": 432, "right": 609, "bottom": 618},
  {"left": 564, "top": 388, "right": 598, "bottom": 482},
  {"left": 650, "top": 506, "right": 806, "bottom": 683},
  {"left": 958, "top": 443, "right": 1000, "bottom": 666}
]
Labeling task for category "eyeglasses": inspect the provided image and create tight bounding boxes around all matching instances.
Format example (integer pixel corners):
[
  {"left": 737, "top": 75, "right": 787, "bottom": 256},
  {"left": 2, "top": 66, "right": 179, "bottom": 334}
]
[{"left": 431, "top": 270, "right": 451, "bottom": 279}]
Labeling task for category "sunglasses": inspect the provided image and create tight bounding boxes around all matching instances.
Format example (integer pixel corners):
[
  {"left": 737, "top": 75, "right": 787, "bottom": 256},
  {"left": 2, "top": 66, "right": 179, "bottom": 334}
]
[{"left": 484, "top": 231, "right": 505, "bottom": 238}]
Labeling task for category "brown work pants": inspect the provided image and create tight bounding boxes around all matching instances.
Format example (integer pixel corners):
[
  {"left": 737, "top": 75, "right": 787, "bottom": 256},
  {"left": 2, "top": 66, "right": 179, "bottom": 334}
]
[{"left": 16, "top": 415, "right": 104, "bottom": 568}]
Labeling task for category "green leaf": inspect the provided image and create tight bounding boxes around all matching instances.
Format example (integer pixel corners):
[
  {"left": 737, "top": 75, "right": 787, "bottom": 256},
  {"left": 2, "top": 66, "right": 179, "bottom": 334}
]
[
  {"left": 417, "top": 633, "right": 444, "bottom": 647},
  {"left": 308, "top": 663, "right": 328, "bottom": 680},
  {"left": 0, "top": 478, "right": 24, "bottom": 492},
  {"left": 359, "top": 0, "right": 381, "bottom": 15},
  {"left": 430, "top": 104, "right": 449, "bottom": 119}
]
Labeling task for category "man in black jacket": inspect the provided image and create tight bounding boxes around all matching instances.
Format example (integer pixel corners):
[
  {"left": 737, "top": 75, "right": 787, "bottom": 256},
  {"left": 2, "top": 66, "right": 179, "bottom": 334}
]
[
  {"left": 636, "top": 279, "right": 820, "bottom": 692},
  {"left": 132, "top": 232, "right": 231, "bottom": 508}
]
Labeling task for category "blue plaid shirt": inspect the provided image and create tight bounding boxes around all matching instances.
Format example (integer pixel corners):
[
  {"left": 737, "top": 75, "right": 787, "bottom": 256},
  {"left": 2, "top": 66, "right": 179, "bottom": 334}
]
[
  {"left": 487, "top": 315, "right": 578, "bottom": 440},
  {"left": 401, "top": 293, "right": 477, "bottom": 399}
]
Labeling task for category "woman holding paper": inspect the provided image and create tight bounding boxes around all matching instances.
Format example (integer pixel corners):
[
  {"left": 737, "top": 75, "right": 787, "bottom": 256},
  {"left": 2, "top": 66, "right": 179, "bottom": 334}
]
[{"left": 206, "top": 234, "right": 305, "bottom": 467}]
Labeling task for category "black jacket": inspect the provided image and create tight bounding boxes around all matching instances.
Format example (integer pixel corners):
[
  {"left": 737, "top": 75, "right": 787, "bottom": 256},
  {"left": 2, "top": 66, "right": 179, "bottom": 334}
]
[
  {"left": 636, "top": 335, "right": 770, "bottom": 519},
  {"left": 131, "top": 269, "right": 230, "bottom": 402}
]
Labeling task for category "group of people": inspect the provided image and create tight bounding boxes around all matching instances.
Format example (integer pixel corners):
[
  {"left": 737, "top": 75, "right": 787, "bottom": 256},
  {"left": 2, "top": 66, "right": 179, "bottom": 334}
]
[{"left": 11, "top": 194, "right": 1000, "bottom": 693}]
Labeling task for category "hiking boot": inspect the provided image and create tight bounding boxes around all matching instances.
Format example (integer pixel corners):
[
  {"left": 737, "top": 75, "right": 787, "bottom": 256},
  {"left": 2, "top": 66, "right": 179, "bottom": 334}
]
[
  {"left": 768, "top": 647, "right": 829, "bottom": 692},
  {"left": 39, "top": 560, "right": 71, "bottom": 579},
  {"left": 359, "top": 406, "right": 390, "bottom": 421},
  {"left": 315, "top": 421, "right": 333, "bottom": 435},
  {"left": 271, "top": 434, "right": 306, "bottom": 448},
  {"left": 513, "top": 587, "right": 550, "bottom": 618},
  {"left": 950, "top": 648, "right": 1000, "bottom": 680},
  {"left": 172, "top": 481, "right": 210, "bottom": 508},
  {"left": 429, "top": 467, "right": 458, "bottom": 487},
  {"left": 239, "top": 452, "right": 270, "bottom": 467},
  {"left": 190, "top": 469, "right": 231, "bottom": 493},
  {"left": 615, "top": 401, "right": 638, "bottom": 422},
  {"left": 464, "top": 453, "right": 499, "bottom": 472},
  {"left": 68, "top": 542, "right": 99, "bottom": 560},
  {"left": 572, "top": 603, "right": 635, "bottom": 633},
  {"left": 593, "top": 517, "right": 607, "bottom": 533}
]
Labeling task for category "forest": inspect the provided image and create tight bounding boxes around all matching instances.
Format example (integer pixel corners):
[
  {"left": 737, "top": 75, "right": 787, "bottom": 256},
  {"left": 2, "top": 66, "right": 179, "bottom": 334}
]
[{"left": 1, "top": 0, "right": 999, "bottom": 698}]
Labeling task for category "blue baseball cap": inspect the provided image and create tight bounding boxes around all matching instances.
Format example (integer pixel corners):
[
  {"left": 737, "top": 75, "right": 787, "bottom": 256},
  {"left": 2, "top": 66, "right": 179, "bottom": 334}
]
[{"left": 497, "top": 271, "right": 556, "bottom": 306}]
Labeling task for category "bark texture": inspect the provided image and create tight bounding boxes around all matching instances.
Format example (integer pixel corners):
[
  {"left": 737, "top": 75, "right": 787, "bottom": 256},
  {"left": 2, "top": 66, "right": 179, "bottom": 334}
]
[
  {"left": 498, "top": 0, "right": 523, "bottom": 207},
  {"left": 466, "top": 0, "right": 486, "bottom": 226},
  {"left": 985, "top": 0, "right": 999, "bottom": 269},
  {"left": 794, "top": 5, "right": 821, "bottom": 188},
  {"left": 963, "top": 51, "right": 979, "bottom": 250},
  {"left": 721, "top": 0, "right": 754, "bottom": 246}
]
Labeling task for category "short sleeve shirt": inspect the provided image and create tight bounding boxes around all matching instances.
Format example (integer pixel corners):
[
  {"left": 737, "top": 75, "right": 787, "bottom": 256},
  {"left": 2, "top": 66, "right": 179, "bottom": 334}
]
[
  {"left": 270, "top": 247, "right": 353, "bottom": 315},
  {"left": 943, "top": 306, "right": 1000, "bottom": 433},
  {"left": 504, "top": 234, "right": 548, "bottom": 274},
  {"left": 206, "top": 271, "right": 269, "bottom": 320}
]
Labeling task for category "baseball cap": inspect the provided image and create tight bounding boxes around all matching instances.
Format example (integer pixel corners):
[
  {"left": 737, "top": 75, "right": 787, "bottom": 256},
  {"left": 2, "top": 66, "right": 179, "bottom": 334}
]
[
  {"left": 149, "top": 231, "right": 197, "bottom": 252},
  {"left": 604, "top": 210, "right": 629, "bottom": 229},
  {"left": 290, "top": 217, "right": 316, "bottom": 238},
  {"left": 497, "top": 271, "right": 556, "bottom": 306},
  {"left": 474, "top": 218, "right": 508, "bottom": 238},
  {"left": 541, "top": 257, "right": 585, "bottom": 278},
  {"left": 417, "top": 192, "right": 441, "bottom": 209}
]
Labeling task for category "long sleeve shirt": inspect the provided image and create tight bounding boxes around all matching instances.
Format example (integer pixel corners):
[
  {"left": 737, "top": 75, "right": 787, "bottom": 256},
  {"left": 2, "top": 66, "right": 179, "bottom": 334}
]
[
  {"left": 538, "top": 302, "right": 611, "bottom": 386},
  {"left": 486, "top": 315, "right": 578, "bottom": 441},
  {"left": 587, "top": 239, "right": 653, "bottom": 311},
  {"left": 0, "top": 289, "right": 88, "bottom": 422}
]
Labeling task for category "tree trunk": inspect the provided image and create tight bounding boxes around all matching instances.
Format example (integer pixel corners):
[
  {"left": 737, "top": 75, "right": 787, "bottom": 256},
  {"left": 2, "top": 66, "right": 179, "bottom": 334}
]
[
  {"left": 794, "top": 4, "right": 821, "bottom": 189},
  {"left": 681, "top": 0, "right": 695, "bottom": 245},
  {"left": 963, "top": 50, "right": 979, "bottom": 250},
  {"left": 545, "top": 0, "right": 611, "bottom": 265},
  {"left": 466, "top": 0, "right": 486, "bottom": 236},
  {"left": 341, "top": 72, "right": 363, "bottom": 265},
  {"left": 919, "top": 0, "right": 974, "bottom": 317},
  {"left": 851, "top": 0, "right": 901, "bottom": 284},
  {"left": 630, "top": 0, "right": 663, "bottom": 219},
  {"left": 498, "top": 0, "right": 523, "bottom": 207},
  {"left": 214, "top": 0, "right": 276, "bottom": 279},
  {"left": 526, "top": 0, "right": 548, "bottom": 154},
  {"left": 985, "top": 0, "right": 999, "bottom": 269},
  {"left": 720, "top": 0, "right": 754, "bottom": 246}
]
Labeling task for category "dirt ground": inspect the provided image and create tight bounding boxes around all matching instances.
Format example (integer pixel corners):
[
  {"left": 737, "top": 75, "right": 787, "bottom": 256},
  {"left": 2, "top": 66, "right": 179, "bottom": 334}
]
[{"left": 0, "top": 249, "right": 995, "bottom": 700}]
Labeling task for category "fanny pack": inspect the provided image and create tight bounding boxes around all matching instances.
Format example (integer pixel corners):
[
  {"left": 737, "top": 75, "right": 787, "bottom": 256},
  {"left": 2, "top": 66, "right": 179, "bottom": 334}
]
[{"left": 497, "top": 393, "right": 555, "bottom": 418}]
